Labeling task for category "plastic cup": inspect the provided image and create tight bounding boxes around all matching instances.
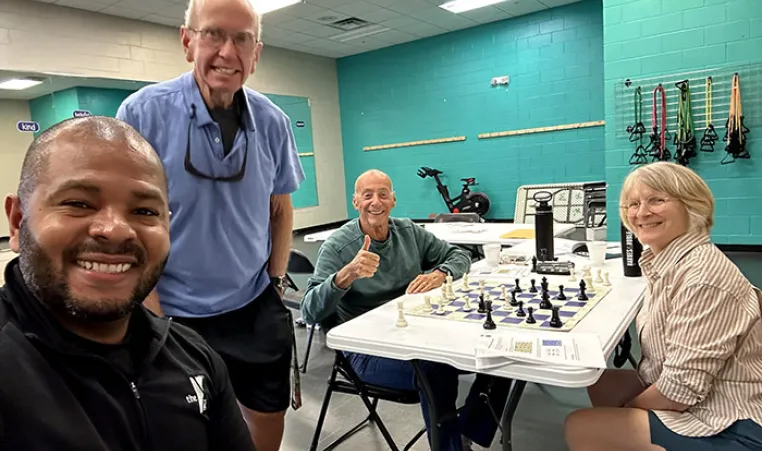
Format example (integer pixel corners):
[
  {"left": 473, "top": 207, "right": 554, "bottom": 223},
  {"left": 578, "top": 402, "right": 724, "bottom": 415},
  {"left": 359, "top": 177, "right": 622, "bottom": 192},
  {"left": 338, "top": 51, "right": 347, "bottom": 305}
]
[
  {"left": 587, "top": 241, "right": 607, "bottom": 266},
  {"left": 483, "top": 243, "right": 501, "bottom": 267}
]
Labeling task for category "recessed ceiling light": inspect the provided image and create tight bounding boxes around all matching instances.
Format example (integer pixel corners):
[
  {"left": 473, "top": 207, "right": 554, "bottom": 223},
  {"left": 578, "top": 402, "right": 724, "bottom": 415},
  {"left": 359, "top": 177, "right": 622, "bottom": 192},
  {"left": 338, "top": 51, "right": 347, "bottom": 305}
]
[
  {"left": 0, "top": 78, "right": 44, "bottom": 90},
  {"left": 439, "top": 0, "right": 509, "bottom": 14},
  {"left": 251, "top": 0, "right": 302, "bottom": 14}
]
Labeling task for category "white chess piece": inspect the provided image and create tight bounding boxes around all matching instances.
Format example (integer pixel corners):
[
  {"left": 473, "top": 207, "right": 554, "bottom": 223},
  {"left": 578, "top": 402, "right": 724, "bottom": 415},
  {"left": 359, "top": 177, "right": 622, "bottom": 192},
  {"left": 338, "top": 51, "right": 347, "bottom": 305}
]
[
  {"left": 603, "top": 272, "right": 611, "bottom": 286},
  {"left": 446, "top": 275, "right": 453, "bottom": 286},
  {"left": 396, "top": 301, "right": 408, "bottom": 327},
  {"left": 501, "top": 286, "right": 507, "bottom": 300},
  {"left": 568, "top": 268, "right": 577, "bottom": 282},
  {"left": 462, "top": 273, "right": 469, "bottom": 290},
  {"left": 595, "top": 268, "right": 603, "bottom": 284},
  {"left": 462, "top": 294, "right": 473, "bottom": 312},
  {"left": 423, "top": 295, "right": 433, "bottom": 313}
]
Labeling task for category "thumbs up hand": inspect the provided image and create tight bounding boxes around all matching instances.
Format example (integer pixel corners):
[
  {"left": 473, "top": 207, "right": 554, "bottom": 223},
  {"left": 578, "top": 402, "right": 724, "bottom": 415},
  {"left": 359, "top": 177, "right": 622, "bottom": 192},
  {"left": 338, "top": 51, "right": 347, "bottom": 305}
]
[{"left": 334, "top": 235, "right": 381, "bottom": 289}]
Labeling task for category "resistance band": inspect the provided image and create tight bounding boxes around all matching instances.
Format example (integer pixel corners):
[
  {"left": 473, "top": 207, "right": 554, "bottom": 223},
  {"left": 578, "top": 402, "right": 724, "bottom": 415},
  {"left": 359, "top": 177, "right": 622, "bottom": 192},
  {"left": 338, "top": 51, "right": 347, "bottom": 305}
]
[
  {"left": 700, "top": 77, "right": 718, "bottom": 152},
  {"left": 649, "top": 84, "right": 669, "bottom": 161},
  {"left": 674, "top": 80, "right": 696, "bottom": 166},
  {"left": 629, "top": 87, "right": 649, "bottom": 165},
  {"left": 722, "top": 73, "right": 751, "bottom": 164}
]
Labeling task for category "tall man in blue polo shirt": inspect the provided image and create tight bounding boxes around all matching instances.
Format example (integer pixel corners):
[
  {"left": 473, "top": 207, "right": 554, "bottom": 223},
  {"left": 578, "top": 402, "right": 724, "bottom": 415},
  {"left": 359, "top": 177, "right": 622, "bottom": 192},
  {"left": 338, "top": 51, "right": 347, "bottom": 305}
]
[{"left": 116, "top": 0, "right": 304, "bottom": 450}]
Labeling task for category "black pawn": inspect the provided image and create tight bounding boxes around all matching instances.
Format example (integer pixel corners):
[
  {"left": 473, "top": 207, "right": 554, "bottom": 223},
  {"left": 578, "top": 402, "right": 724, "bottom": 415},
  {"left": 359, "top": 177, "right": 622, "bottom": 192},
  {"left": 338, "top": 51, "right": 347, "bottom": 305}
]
[
  {"left": 539, "top": 290, "right": 553, "bottom": 310},
  {"left": 531, "top": 256, "right": 537, "bottom": 272},
  {"left": 513, "top": 278, "right": 522, "bottom": 292},
  {"left": 549, "top": 306, "right": 563, "bottom": 328},
  {"left": 515, "top": 301, "right": 526, "bottom": 317},
  {"left": 483, "top": 300, "right": 496, "bottom": 330},
  {"left": 510, "top": 290, "right": 518, "bottom": 306},
  {"left": 557, "top": 285, "right": 566, "bottom": 300},
  {"left": 578, "top": 280, "right": 588, "bottom": 301},
  {"left": 526, "top": 307, "right": 536, "bottom": 324},
  {"left": 541, "top": 277, "right": 549, "bottom": 292},
  {"left": 478, "top": 294, "right": 486, "bottom": 313},
  {"left": 529, "top": 279, "right": 538, "bottom": 293}
]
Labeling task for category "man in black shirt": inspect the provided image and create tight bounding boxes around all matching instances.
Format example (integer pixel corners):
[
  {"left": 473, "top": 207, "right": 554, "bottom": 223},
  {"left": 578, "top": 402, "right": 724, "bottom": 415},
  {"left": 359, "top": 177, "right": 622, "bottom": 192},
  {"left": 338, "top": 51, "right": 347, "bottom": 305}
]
[{"left": 0, "top": 116, "right": 255, "bottom": 451}]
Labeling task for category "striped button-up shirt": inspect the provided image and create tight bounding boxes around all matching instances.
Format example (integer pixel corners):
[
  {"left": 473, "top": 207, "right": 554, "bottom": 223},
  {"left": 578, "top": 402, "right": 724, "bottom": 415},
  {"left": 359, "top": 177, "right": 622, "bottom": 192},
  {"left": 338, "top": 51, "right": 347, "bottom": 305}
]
[{"left": 636, "top": 232, "right": 762, "bottom": 437}]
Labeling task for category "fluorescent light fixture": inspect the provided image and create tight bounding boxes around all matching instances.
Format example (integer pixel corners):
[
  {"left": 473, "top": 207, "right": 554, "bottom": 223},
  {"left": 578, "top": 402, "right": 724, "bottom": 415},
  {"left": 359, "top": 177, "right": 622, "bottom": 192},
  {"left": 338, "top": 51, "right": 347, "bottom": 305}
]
[
  {"left": 250, "top": 0, "right": 301, "bottom": 15},
  {"left": 439, "top": 0, "right": 509, "bottom": 13},
  {"left": 330, "top": 24, "right": 390, "bottom": 43},
  {"left": 0, "top": 78, "right": 44, "bottom": 90}
]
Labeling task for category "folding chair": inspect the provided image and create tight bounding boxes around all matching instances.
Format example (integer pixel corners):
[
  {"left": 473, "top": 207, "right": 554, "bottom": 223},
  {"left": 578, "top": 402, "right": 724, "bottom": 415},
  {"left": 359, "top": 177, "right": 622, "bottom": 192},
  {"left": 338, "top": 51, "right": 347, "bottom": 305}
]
[
  {"left": 282, "top": 248, "right": 318, "bottom": 373},
  {"left": 310, "top": 351, "right": 426, "bottom": 451}
]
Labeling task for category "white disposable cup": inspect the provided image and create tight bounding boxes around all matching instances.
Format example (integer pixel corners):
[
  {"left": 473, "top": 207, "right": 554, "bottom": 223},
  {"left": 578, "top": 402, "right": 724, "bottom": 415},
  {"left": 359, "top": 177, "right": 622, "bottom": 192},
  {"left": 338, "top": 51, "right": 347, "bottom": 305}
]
[
  {"left": 587, "top": 241, "right": 607, "bottom": 266},
  {"left": 483, "top": 243, "right": 501, "bottom": 267}
]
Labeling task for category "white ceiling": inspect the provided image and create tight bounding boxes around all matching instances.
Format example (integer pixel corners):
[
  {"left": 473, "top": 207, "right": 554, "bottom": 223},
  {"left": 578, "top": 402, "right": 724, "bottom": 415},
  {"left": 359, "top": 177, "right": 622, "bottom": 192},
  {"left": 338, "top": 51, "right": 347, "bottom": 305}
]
[
  {"left": 30, "top": 0, "right": 582, "bottom": 58},
  {"left": 0, "top": 70, "right": 148, "bottom": 100}
]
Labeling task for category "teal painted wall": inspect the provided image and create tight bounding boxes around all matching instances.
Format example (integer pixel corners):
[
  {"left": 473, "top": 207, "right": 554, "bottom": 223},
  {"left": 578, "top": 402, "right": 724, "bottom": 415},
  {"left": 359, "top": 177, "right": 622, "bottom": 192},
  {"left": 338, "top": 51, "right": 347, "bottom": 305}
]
[
  {"left": 337, "top": 0, "right": 605, "bottom": 220},
  {"left": 603, "top": 0, "right": 762, "bottom": 245},
  {"left": 76, "top": 87, "right": 134, "bottom": 117},
  {"left": 28, "top": 87, "right": 79, "bottom": 136},
  {"left": 265, "top": 93, "right": 319, "bottom": 209}
]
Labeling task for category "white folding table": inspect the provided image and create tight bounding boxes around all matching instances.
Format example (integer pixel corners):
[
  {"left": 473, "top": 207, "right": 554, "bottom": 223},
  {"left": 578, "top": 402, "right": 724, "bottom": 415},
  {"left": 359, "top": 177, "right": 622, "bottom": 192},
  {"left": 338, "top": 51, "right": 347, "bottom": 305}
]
[{"left": 326, "top": 245, "right": 645, "bottom": 451}]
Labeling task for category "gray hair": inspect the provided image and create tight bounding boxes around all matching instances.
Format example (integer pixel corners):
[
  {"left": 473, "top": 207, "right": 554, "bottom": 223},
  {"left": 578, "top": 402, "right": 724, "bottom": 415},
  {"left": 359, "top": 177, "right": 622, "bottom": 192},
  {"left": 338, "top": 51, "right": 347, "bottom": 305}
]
[{"left": 184, "top": 0, "right": 263, "bottom": 42}]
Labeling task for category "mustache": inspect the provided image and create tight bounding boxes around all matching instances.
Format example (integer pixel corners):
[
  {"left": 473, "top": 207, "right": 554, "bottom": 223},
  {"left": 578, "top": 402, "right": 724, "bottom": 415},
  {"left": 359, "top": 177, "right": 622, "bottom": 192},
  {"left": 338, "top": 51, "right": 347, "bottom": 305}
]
[{"left": 63, "top": 240, "right": 147, "bottom": 266}]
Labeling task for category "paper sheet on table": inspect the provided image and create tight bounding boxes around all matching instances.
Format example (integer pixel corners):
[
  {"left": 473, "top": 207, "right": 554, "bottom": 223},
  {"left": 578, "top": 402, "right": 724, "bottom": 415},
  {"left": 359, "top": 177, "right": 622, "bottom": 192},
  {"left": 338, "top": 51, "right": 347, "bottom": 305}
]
[
  {"left": 500, "top": 229, "right": 535, "bottom": 239},
  {"left": 474, "top": 331, "right": 607, "bottom": 370}
]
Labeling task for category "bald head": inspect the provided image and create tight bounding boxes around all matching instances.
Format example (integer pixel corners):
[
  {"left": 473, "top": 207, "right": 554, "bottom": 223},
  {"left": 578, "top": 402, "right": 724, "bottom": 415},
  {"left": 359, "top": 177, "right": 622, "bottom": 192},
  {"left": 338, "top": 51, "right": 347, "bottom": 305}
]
[
  {"left": 184, "top": 0, "right": 262, "bottom": 41},
  {"left": 17, "top": 116, "right": 166, "bottom": 210},
  {"left": 354, "top": 169, "right": 393, "bottom": 193}
]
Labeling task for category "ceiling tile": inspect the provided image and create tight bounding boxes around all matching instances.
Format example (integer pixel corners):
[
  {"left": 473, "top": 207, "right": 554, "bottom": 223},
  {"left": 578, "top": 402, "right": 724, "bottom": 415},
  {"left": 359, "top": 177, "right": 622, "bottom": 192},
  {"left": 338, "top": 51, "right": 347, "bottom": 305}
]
[
  {"left": 333, "top": 1, "right": 391, "bottom": 18},
  {"left": 154, "top": 2, "right": 186, "bottom": 20},
  {"left": 307, "top": 0, "right": 355, "bottom": 8},
  {"left": 494, "top": 0, "right": 547, "bottom": 15},
  {"left": 261, "top": 11, "right": 299, "bottom": 25},
  {"left": 141, "top": 13, "right": 180, "bottom": 26},
  {"left": 459, "top": 5, "right": 514, "bottom": 23},
  {"left": 384, "top": 0, "right": 437, "bottom": 14},
  {"left": 276, "top": 18, "right": 321, "bottom": 32},
  {"left": 538, "top": 0, "right": 582, "bottom": 7},
  {"left": 300, "top": 23, "right": 344, "bottom": 38},
  {"left": 100, "top": 4, "right": 148, "bottom": 18},
  {"left": 353, "top": 7, "right": 403, "bottom": 23},
  {"left": 371, "top": 29, "right": 418, "bottom": 44},
  {"left": 395, "top": 20, "right": 448, "bottom": 37},
  {"left": 111, "top": 0, "right": 163, "bottom": 13},
  {"left": 378, "top": 15, "right": 421, "bottom": 29}
]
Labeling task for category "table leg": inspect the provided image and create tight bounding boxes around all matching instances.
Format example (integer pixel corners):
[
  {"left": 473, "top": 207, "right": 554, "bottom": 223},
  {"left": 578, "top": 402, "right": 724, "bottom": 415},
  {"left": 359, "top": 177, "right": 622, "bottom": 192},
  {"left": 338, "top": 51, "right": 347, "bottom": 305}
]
[
  {"left": 500, "top": 380, "right": 527, "bottom": 451},
  {"left": 410, "top": 360, "right": 442, "bottom": 450}
]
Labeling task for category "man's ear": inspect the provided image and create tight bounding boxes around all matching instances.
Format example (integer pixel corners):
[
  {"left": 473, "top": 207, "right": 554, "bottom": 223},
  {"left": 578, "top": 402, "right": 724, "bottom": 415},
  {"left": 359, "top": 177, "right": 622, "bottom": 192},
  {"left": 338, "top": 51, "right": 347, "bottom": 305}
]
[
  {"left": 352, "top": 194, "right": 359, "bottom": 211},
  {"left": 180, "top": 26, "right": 194, "bottom": 63},
  {"left": 4, "top": 194, "right": 22, "bottom": 253}
]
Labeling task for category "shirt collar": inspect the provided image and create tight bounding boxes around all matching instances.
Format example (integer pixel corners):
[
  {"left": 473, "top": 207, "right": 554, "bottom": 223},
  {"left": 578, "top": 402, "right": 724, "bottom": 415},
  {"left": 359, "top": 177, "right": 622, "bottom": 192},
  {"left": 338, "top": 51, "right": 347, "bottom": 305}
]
[
  {"left": 181, "top": 71, "right": 256, "bottom": 131},
  {"left": 639, "top": 232, "right": 711, "bottom": 279}
]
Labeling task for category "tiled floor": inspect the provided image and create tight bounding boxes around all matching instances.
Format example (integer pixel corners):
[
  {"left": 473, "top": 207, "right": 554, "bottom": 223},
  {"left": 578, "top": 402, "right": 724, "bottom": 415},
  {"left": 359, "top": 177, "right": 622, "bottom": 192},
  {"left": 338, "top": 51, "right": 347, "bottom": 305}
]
[{"left": 283, "top": 228, "right": 762, "bottom": 451}]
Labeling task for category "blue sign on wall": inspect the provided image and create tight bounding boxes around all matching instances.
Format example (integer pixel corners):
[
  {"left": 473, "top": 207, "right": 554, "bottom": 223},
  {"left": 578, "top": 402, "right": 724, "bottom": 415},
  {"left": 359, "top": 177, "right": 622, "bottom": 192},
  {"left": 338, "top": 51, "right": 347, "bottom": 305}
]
[
  {"left": 16, "top": 121, "right": 40, "bottom": 133},
  {"left": 73, "top": 110, "right": 92, "bottom": 118}
]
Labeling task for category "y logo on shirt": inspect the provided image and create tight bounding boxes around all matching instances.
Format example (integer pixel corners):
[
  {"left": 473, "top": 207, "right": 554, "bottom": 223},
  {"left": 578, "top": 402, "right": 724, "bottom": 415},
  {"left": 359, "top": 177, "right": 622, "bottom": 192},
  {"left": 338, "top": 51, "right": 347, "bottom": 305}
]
[{"left": 186, "top": 375, "right": 207, "bottom": 414}]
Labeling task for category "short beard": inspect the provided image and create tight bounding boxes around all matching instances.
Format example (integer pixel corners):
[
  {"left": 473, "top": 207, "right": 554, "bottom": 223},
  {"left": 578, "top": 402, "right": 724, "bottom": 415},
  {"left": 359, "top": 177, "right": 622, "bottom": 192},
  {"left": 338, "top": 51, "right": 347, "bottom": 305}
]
[{"left": 17, "top": 223, "right": 166, "bottom": 323}]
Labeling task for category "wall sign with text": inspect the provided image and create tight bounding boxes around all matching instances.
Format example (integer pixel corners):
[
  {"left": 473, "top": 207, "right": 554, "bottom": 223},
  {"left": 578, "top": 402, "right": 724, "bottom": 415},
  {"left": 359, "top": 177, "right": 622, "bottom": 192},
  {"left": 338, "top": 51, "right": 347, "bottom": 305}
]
[{"left": 16, "top": 121, "right": 40, "bottom": 133}]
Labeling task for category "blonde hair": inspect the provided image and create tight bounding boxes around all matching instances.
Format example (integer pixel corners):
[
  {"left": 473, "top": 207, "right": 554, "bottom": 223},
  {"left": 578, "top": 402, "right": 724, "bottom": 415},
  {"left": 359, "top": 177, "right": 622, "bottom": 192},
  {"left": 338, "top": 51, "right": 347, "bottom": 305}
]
[
  {"left": 619, "top": 162, "right": 714, "bottom": 234},
  {"left": 184, "top": 0, "right": 263, "bottom": 41}
]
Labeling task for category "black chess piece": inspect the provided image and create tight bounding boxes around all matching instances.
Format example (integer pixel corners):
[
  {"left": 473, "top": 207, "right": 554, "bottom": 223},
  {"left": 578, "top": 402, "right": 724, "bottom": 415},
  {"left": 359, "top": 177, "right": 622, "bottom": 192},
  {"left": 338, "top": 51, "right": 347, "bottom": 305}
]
[
  {"left": 531, "top": 256, "right": 537, "bottom": 272},
  {"left": 529, "top": 279, "right": 538, "bottom": 293},
  {"left": 541, "top": 277, "right": 549, "bottom": 292},
  {"left": 510, "top": 290, "right": 518, "bottom": 306},
  {"left": 483, "top": 299, "right": 496, "bottom": 330},
  {"left": 526, "top": 306, "right": 536, "bottom": 324},
  {"left": 578, "top": 280, "right": 588, "bottom": 301},
  {"left": 478, "top": 294, "right": 487, "bottom": 313},
  {"left": 549, "top": 306, "right": 563, "bottom": 328},
  {"left": 539, "top": 290, "right": 553, "bottom": 309},
  {"left": 516, "top": 300, "right": 526, "bottom": 317},
  {"left": 557, "top": 285, "right": 566, "bottom": 300},
  {"left": 513, "top": 278, "right": 522, "bottom": 292}
]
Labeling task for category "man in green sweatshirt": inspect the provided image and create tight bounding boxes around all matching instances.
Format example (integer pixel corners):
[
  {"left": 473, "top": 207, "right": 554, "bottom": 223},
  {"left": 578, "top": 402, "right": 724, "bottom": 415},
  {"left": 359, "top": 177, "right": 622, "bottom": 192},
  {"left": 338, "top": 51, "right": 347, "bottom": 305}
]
[{"left": 301, "top": 170, "right": 510, "bottom": 451}]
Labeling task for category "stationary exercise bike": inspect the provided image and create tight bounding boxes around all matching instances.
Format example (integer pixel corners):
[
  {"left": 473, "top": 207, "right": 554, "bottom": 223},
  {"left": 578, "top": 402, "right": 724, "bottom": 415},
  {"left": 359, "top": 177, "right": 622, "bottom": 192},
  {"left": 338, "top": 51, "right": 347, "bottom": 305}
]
[{"left": 417, "top": 166, "right": 491, "bottom": 217}]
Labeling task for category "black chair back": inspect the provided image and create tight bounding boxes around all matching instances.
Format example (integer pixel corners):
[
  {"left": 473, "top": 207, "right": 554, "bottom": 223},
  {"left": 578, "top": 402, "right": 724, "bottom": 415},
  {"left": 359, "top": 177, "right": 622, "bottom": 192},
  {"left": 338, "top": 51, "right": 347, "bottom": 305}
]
[
  {"left": 434, "top": 212, "right": 482, "bottom": 223},
  {"left": 288, "top": 248, "right": 316, "bottom": 274}
]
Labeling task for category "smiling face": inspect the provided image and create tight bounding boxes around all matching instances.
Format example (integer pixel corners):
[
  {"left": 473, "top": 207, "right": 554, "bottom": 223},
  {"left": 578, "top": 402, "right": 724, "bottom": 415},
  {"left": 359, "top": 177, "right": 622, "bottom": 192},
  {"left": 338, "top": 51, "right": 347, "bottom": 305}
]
[
  {"left": 5, "top": 128, "right": 171, "bottom": 322},
  {"left": 622, "top": 182, "right": 690, "bottom": 253},
  {"left": 181, "top": 0, "right": 263, "bottom": 107},
  {"left": 353, "top": 171, "right": 396, "bottom": 230}
]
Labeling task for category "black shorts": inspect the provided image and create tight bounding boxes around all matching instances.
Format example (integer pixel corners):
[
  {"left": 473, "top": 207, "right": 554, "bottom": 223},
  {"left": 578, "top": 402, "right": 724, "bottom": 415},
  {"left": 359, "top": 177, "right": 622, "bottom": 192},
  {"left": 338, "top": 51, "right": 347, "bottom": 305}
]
[{"left": 173, "top": 283, "right": 294, "bottom": 413}]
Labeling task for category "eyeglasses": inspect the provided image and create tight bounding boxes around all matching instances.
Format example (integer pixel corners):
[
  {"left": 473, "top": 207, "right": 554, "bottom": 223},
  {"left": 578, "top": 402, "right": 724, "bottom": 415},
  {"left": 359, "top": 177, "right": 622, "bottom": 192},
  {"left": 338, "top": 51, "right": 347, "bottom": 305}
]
[
  {"left": 620, "top": 197, "right": 671, "bottom": 213},
  {"left": 188, "top": 27, "right": 258, "bottom": 52},
  {"left": 184, "top": 104, "right": 248, "bottom": 182}
]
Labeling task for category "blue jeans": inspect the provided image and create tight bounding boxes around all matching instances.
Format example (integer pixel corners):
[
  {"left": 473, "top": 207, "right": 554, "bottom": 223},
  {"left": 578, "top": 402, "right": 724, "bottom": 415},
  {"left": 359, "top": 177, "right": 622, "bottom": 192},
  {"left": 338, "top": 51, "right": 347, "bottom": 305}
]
[{"left": 346, "top": 352, "right": 511, "bottom": 451}]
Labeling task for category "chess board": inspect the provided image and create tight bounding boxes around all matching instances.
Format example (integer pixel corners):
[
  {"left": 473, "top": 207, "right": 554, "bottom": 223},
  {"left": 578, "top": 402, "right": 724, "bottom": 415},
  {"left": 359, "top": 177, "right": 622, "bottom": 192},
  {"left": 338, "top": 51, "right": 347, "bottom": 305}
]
[{"left": 404, "top": 277, "right": 611, "bottom": 332}]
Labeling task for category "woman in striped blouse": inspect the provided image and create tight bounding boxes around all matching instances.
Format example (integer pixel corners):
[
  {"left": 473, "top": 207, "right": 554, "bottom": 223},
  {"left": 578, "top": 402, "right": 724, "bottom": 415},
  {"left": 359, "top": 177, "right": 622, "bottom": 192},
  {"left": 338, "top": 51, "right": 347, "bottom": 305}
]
[{"left": 564, "top": 162, "right": 762, "bottom": 450}]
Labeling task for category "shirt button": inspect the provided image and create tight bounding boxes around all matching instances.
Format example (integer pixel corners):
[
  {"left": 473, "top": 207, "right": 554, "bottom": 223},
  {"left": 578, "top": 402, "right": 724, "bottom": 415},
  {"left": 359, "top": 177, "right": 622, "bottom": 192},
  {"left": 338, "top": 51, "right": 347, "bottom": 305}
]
[{"left": 215, "top": 137, "right": 220, "bottom": 143}]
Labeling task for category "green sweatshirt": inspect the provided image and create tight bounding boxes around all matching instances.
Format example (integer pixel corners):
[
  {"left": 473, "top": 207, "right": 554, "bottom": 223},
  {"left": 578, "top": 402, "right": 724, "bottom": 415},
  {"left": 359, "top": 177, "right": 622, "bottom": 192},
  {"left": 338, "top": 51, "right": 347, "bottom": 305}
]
[{"left": 300, "top": 217, "right": 471, "bottom": 327}]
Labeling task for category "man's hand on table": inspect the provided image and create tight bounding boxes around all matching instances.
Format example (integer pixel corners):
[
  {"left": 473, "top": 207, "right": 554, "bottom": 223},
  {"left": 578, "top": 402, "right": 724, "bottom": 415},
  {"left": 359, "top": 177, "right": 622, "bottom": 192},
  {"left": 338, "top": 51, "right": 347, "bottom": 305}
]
[
  {"left": 407, "top": 269, "right": 447, "bottom": 294},
  {"left": 334, "top": 235, "right": 379, "bottom": 289}
]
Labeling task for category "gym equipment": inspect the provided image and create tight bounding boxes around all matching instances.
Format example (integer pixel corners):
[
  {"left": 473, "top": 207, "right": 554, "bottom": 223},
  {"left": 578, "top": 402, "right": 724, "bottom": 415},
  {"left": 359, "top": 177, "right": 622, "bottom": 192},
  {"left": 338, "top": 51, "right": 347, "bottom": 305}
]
[{"left": 417, "top": 166, "right": 491, "bottom": 217}]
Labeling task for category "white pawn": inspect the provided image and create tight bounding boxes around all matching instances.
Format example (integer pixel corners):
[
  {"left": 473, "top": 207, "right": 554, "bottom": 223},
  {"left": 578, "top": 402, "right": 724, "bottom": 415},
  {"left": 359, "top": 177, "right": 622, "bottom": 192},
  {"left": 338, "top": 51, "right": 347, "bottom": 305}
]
[
  {"left": 396, "top": 301, "right": 408, "bottom": 327},
  {"left": 595, "top": 268, "right": 604, "bottom": 284},
  {"left": 423, "top": 295, "right": 433, "bottom": 313},
  {"left": 462, "top": 294, "right": 473, "bottom": 312},
  {"left": 462, "top": 273, "right": 470, "bottom": 290},
  {"left": 568, "top": 268, "right": 577, "bottom": 282},
  {"left": 603, "top": 272, "right": 611, "bottom": 286},
  {"left": 501, "top": 285, "right": 507, "bottom": 300}
]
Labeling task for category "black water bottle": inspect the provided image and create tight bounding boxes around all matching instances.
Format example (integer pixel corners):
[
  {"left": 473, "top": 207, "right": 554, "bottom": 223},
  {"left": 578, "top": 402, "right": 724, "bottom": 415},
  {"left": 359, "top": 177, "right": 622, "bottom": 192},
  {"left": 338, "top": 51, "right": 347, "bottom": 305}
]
[
  {"left": 534, "top": 191, "right": 554, "bottom": 262},
  {"left": 620, "top": 222, "right": 642, "bottom": 277}
]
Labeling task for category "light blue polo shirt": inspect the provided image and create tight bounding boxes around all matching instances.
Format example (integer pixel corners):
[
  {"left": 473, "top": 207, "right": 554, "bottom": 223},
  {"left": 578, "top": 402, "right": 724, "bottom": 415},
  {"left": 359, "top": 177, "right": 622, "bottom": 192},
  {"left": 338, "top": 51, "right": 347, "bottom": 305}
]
[{"left": 116, "top": 71, "right": 305, "bottom": 318}]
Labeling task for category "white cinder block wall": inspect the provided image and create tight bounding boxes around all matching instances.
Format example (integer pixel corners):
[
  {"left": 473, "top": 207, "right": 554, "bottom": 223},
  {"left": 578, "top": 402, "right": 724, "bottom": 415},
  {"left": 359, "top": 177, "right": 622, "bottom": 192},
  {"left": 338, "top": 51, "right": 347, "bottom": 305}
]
[
  {"left": 0, "top": 0, "right": 348, "bottom": 234},
  {"left": 0, "top": 100, "right": 33, "bottom": 237}
]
